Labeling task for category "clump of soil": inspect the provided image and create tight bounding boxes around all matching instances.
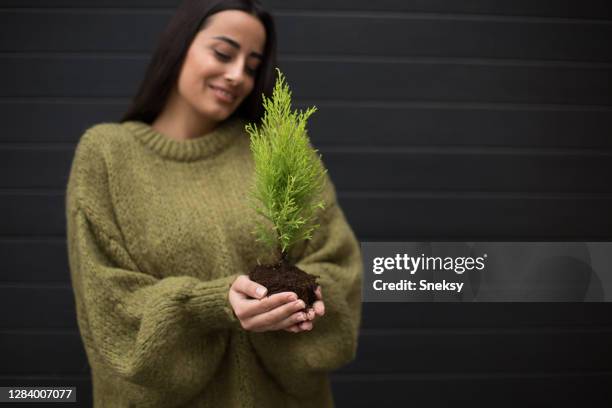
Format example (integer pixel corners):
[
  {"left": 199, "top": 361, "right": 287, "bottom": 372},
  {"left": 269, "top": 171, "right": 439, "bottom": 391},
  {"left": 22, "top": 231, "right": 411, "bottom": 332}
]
[{"left": 249, "top": 260, "right": 319, "bottom": 307}]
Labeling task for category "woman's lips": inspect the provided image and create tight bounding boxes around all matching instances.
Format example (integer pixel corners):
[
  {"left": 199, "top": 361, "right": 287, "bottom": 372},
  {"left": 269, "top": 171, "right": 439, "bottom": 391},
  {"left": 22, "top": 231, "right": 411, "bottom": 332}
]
[{"left": 209, "top": 85, "right": 236, "bottom": 103}]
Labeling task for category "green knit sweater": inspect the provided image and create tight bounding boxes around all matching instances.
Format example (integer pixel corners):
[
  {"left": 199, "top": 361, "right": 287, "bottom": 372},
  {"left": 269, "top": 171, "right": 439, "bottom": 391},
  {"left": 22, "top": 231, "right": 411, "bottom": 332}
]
[{"left": 65, "top": 115, "right": 363, "bottom": 408}]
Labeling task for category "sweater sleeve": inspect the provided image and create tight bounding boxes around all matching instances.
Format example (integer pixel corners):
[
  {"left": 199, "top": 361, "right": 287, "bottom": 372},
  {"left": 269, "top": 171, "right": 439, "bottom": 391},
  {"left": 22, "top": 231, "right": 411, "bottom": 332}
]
[
  {"left": 247, "top": 175, "right": 363, "bottom": 397},
  {"left": 66, "top": 129, "right": 240, "bottom": 403}
]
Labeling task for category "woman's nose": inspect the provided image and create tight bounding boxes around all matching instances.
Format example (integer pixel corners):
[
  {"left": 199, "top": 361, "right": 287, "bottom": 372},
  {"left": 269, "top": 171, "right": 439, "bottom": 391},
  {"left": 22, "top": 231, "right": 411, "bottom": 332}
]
[{"left": 224, "top": 59, "right": 246, "bottom": 85}]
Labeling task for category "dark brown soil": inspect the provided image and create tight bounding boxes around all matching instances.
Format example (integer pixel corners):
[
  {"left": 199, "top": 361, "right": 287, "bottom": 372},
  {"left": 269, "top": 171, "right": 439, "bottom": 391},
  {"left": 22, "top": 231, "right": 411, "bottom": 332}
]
[{"left": 249, "top": 260, "right": 319, "bottom": 307}]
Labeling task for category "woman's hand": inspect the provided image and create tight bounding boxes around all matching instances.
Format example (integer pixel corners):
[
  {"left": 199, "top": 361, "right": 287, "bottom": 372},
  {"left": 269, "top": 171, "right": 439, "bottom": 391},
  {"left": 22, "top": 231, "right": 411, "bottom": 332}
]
[
  {"left": 284, "top": 286, "right": 325, "bottom": 333},
  {"left": 229, "top": 275, "right": 312, "bottom": 332}
]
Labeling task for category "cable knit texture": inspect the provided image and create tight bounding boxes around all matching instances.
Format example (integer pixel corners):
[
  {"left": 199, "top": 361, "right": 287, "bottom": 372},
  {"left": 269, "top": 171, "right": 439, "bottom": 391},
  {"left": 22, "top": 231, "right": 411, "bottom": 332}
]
[{"left": 65, "top": 116, "right": 363, "bottom": 408}]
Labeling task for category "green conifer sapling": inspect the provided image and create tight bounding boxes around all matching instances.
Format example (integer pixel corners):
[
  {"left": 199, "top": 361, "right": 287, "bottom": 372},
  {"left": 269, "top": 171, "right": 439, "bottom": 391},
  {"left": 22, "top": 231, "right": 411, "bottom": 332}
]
[{"left": 245, "top": 68, "right": 327, "bottom": 306}]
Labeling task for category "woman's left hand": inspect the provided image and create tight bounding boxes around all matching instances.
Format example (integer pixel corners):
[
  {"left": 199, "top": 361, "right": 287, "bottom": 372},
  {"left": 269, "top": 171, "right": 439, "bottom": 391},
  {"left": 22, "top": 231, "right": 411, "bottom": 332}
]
[{"left": 284, "top": 286, "right": 325, "bottom": 333}]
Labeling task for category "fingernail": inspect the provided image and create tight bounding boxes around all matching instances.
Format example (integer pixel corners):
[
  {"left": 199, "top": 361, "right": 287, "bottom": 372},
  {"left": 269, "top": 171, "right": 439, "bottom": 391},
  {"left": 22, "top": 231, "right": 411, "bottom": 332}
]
[
  {"left": 288, "top": 294, "right": 297, "bottom": 301},
  {"left": 256, "top": 286, "right": 266, "bottom": 297},
  {"left": 296, "top": 300, "right": 305, "bottom": 308}
]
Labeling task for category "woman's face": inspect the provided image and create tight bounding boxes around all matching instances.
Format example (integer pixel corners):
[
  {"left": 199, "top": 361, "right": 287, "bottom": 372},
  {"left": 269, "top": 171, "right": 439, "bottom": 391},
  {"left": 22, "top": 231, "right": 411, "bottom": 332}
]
[{"left": 176, "top": 10, "right": 266, "bottom": 122}]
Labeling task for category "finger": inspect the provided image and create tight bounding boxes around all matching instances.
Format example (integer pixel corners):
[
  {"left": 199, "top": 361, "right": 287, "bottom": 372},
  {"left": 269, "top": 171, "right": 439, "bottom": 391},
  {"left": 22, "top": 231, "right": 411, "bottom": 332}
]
[
  {"left": 284, "top": 324, "right": 302, "bottom": 333},
  {"left": 305, "top": 308, "right": 316, "bottom": 321},
  {"left": 233, "top": 275, "right": 268, "bottom": 299},
  {"left": 272, "top": 310, "right": 309, "bottom": 331},
  {"left": 246, "top": 298, "right": 306, "bottom": 331},
  {"left": 298, "top": 320, "right": 313, "bottom": 331},
  {"left": 315, "top": 286, "right": 322, "bottom": 300},
  {"left": 313, "top": 300, "right": 325, "bottom": 316},
  {"left": 241, "top": 291, "right": 297, "bottom": 319}
]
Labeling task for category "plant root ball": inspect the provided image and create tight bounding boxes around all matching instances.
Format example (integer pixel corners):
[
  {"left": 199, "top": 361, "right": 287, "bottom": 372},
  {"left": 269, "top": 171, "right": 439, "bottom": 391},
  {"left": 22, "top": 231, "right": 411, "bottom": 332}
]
[{"left": 249, "top": 261, "right": 319, "bottom": 307}]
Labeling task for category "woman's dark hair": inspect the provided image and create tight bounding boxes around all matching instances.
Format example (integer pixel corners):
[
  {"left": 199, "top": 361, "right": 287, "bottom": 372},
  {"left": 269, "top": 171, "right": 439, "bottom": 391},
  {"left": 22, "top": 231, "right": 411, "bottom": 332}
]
[{"left": 120, "top": 0, "right": 277, "bottom": 125}]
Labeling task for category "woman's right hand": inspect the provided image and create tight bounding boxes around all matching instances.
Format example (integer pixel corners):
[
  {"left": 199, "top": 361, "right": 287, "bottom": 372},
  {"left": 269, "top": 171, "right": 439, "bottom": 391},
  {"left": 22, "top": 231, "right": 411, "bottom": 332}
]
[{"left": 228, "top": 275, "right": 312, "bottom": 332}]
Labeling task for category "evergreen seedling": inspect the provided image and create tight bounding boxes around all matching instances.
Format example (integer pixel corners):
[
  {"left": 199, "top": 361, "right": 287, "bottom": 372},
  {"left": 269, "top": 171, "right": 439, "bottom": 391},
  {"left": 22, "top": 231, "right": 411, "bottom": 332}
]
[{"left": 245, "top": 68, "right": 327, "bottom": 306}]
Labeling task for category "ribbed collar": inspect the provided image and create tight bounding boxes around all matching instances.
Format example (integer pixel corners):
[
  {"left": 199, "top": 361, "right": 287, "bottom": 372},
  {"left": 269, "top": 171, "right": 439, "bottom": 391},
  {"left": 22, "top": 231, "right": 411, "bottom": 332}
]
[{"left": 122, "top": 116, "right": 246, "bottom": 162}]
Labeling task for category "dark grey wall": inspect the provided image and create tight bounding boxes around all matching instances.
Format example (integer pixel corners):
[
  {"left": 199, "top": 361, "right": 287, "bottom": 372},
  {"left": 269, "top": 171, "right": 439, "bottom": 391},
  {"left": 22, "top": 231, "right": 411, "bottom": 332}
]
[{"left": 1, "top": 1, "right": 611, "bottom": 406}]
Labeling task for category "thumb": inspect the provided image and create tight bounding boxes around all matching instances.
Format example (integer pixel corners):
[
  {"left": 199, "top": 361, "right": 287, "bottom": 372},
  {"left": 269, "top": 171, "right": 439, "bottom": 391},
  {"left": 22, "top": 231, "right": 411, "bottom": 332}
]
[{"left": 235, "top": 275, "right": 268, "bottom": 299}]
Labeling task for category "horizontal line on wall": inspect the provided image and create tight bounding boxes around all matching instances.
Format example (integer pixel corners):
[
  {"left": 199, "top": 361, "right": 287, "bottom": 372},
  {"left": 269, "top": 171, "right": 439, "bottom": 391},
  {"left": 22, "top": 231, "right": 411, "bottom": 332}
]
[
  {"left": 0, "top": 374, "right": 90, "bottom": 379},
  {"left": 318, "top": 146, "right": 612, "bottom": 155},
  {"left": 0, "top": 7, "right": 173, "bottom": 14},
  {"left": 0, "top": 329, "right": 78, "bottom": 335},
  {"left": 1, "top": 7, "right": 611, "bottom": 25},
  {"left": 0, "top": 236, "right": 65, "bottom": 242},
  {"left": 0, "top": 97, "right": 129, "bottom": 104},
  {"left": 3, "top": 143, "right": 612, "bottom": 156},
  {"left": 331, "top": 371, "right": 612, "bottom": 381},
  {"left": 1, "top": 97, "right": 611, "bottom": 112},
  {"left": 301, "top": 100, "right": 612, "bottom": 112},
  {"left": 275, "top": 10, "right": 612, "bottom": 25},
  {"left": 0, "top": 143, "right": 74, "bottom": 149},
  {"left": 283, "top": 54, "right": 612, "bottom": 68},
  {"left": 360, "top": 238, "right": 612, "bottom": 242},
  {"left": 360, "top": 327, "right": 612, "bottom": 336},
  {"left": 2, "top": 189, "right": 612, "bottom": 200},
  {"left": 2, "top": 52, "right": 611, "bottom": 68},
  {"left": 0, "top": 236, "right": 67, "bottom": 240},
  {"left": 0, "top": 283, "right": 71, "bottom": 289},
  {"left": 0, "top": 52, "right": 148, "bottom": 59},
  {"left": 0, "top": 189, "right": 64, "bottom": 195},
  {"left": 338, "top": 191, "right": 612, "bottom": 199}
]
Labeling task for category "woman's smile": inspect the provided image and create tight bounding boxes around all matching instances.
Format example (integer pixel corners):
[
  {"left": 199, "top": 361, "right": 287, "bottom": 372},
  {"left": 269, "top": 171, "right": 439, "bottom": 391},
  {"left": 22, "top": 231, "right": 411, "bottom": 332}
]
[{"left": 209, "top": 84, "right": 237, "bottom": 103}]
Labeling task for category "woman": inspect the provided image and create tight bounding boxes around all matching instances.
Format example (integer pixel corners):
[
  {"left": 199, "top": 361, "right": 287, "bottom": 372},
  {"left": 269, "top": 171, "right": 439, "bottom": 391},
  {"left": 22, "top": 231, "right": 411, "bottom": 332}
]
[{"left": 65, "top": 0, "right": 363, "bottom": 406}]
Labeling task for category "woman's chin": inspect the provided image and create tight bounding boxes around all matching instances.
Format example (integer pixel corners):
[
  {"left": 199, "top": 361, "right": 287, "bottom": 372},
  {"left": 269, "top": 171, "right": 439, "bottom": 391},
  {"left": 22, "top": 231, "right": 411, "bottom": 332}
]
[{"left": 197, "top": 105, "right": 234, "bottom": 122}]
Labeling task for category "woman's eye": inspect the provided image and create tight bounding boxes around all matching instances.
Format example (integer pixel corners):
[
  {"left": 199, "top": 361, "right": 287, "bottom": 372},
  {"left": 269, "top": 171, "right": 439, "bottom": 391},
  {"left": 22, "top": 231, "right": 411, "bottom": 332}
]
[
  {"left": 214, "top": 48, "right": 259, "bottom": 77},
  {"left": 213, "top": 50, "right": 231, "bottom": 61}
]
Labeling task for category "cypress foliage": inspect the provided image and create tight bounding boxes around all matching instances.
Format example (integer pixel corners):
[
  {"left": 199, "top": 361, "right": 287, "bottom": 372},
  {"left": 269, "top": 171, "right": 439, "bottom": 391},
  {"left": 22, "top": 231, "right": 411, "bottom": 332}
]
[{"left": 246, "top": 68, "right": 327, "bottom": 261}]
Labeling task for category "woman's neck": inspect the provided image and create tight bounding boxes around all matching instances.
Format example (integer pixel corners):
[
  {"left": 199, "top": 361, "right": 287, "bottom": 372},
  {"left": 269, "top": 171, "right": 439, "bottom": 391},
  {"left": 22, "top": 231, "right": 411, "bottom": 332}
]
[{"left": 152, "top": 89, "right": 219, "bottom": 141}]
